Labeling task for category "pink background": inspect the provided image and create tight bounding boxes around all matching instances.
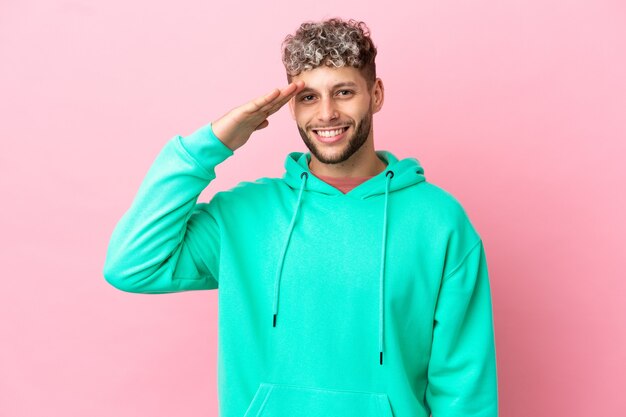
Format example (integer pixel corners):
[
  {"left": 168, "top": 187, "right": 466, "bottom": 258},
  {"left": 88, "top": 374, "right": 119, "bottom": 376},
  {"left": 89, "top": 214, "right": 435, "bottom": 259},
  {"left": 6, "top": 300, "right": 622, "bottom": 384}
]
[{"left": 1, "top": 1, "right": 625, "bottom": 416}]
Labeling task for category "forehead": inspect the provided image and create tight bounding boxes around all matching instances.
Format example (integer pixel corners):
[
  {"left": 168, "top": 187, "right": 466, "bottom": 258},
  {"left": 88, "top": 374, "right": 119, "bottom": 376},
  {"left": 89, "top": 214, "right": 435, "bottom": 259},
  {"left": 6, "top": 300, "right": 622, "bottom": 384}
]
[{"left": 292, "top": 66, "right": 367, "bottom": 92}]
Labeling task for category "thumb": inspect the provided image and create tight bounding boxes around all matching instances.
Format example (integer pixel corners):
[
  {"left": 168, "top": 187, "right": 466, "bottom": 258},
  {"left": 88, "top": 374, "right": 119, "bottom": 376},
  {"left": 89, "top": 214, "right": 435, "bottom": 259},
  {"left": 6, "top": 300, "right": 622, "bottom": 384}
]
[{"left": 255, "top": 119, "right": 270, "bottom": 130}]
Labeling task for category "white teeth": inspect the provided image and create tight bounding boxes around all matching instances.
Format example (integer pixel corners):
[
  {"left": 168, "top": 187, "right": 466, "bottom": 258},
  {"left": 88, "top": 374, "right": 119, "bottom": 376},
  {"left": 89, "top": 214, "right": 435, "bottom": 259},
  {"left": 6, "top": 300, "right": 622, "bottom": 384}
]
[{"left": 315, "top": 127, "right": 346, "bottom": 137}]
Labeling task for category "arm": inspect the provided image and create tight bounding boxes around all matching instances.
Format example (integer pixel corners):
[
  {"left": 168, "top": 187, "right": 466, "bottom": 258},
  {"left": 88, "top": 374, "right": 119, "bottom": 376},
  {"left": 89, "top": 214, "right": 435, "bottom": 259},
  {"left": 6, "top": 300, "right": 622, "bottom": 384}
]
[
  {"left": 102, "top": 122, "right": 233, "bottom": 293},
  {"left": 102, "top": 81, "right": 306, "bottom": 294},
  {"left": 425, "top": 239, "right": 499, "bottom": 417}
]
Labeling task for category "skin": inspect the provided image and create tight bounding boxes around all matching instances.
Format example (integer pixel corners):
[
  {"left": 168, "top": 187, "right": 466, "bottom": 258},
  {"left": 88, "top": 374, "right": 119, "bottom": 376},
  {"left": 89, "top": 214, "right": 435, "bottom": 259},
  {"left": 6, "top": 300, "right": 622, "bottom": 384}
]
[
  {"left": 211, "top": 65, "right": 386, "bottom": 178},
  {"left": 288, "top": 66, "right": 386, "bottom": 178},
  {"left": 211, "top": 81, "right": 306, "bottom": 152}
]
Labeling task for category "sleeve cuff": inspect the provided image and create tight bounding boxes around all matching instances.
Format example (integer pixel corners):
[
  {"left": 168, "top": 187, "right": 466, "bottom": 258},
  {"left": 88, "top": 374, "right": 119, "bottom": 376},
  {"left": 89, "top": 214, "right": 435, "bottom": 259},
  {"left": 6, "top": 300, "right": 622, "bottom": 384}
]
[{"left": 178, "top": 122, "right": 235, "bottom": 173}]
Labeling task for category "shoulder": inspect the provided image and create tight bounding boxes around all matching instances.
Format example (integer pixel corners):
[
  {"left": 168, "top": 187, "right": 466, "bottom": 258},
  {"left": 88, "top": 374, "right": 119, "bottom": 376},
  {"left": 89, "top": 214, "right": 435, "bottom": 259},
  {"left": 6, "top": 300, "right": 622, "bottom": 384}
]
[
  {"left": 409, "top": 181, "right": 481, "bottom": 242},
  {"left": 212, "top": 176, "right": 286, "bottom": 206},
  {"left": 407, "top": 181, "right": 472, "bottom": 220}
]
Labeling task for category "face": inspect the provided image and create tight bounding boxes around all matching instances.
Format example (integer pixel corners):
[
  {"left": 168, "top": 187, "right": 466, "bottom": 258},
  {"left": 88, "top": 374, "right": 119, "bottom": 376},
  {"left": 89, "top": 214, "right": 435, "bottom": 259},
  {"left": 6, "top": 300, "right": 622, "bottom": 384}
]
[{"left": 288, "top": 66, "right": 384, "bottom": 165}]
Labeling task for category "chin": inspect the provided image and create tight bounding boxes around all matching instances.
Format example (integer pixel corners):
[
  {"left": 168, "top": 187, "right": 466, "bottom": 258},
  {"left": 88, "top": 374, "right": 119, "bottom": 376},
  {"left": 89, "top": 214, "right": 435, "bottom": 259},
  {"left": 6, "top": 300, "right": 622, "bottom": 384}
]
[{"left": 311, "top": 141, "right": 361, "bottom": 165}]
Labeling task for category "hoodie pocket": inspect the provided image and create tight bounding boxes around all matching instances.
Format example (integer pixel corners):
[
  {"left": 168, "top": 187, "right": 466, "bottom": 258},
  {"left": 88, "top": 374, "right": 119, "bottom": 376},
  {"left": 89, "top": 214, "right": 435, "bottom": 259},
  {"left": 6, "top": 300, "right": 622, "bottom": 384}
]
[{"left": 242, "top": 382, "right": 394, "bottom": 417}]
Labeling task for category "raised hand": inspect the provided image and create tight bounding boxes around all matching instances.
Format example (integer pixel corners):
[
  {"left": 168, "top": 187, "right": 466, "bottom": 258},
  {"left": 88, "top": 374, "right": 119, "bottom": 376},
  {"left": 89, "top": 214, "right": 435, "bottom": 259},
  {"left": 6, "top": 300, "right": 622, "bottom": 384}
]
[{"left": 211, "top": 81, "right": 305, "bottom": 152}]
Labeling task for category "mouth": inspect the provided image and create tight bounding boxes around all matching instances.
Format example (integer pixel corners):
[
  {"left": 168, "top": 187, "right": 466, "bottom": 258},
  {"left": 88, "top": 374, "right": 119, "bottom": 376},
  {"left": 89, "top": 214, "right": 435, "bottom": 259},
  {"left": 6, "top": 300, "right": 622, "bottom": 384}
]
[{"left": 311, "top": 126, "right": 350, "bottom": 144}]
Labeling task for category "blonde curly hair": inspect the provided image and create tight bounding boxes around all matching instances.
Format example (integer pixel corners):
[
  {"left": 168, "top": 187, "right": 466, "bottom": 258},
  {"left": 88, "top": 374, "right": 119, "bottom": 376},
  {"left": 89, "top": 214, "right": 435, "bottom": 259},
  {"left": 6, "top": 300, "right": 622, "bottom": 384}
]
[{"left": 281, "top": 18, "right": 377, "bottom": 90}]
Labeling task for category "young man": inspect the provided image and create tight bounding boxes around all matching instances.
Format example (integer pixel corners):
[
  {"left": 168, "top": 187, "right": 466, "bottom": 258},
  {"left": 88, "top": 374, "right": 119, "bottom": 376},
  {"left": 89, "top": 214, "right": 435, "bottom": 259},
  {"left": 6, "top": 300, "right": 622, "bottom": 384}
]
[{"left": 104, "top": 18, "right": 498, "bottom": 417}]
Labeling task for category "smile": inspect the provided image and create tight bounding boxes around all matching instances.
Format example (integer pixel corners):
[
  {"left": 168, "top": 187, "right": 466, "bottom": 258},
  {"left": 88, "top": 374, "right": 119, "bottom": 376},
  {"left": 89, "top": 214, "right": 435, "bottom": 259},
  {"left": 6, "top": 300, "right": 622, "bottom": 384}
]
[{"left": 312, "top": 126, "right": 350, "bottom": 143}]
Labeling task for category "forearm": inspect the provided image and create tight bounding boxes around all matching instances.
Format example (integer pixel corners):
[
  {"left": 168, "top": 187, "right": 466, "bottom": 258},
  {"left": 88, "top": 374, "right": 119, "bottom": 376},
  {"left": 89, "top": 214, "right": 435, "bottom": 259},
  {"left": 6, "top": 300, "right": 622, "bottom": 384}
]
[{"left": 103, "top": 122, "right": 233, "bottom": 293}]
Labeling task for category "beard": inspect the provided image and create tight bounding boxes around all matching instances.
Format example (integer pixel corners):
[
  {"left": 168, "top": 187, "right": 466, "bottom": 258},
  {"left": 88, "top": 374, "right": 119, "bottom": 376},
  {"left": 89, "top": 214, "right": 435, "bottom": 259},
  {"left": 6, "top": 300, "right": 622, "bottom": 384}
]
[{"left": 296, "top": 106, "right": 373, "bottom": 165}]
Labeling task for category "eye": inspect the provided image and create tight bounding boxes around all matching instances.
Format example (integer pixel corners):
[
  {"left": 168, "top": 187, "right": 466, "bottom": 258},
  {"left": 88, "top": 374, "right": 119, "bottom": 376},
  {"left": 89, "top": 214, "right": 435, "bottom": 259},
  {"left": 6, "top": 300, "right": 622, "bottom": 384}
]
[
  {"left": 300, "top": 95, "right": 315, "bottom": 102},
  {"left": 337, "top": 89, "right": 353, "bottom": 96}
]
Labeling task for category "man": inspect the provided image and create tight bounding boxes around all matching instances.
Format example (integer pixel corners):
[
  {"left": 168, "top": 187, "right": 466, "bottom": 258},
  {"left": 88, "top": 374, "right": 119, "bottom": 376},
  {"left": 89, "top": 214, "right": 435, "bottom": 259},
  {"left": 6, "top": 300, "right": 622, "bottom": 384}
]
[{"left": 104, "top": 17, "right": 498, "bottom": 417}]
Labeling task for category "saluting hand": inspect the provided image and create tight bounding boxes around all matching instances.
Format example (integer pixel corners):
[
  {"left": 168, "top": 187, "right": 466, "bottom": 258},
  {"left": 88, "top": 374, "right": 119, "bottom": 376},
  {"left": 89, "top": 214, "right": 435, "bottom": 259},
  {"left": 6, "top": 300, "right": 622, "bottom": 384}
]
[{"left": 211, "top": 81, "right": 305, "bottom": 152}]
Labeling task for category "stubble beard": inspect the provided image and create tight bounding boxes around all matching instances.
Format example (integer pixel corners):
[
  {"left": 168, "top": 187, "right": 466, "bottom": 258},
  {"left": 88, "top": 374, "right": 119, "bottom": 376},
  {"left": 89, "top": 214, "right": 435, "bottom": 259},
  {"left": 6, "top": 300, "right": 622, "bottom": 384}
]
[{"left": 297, "top": 107, "right": 373, "bottom": 165}]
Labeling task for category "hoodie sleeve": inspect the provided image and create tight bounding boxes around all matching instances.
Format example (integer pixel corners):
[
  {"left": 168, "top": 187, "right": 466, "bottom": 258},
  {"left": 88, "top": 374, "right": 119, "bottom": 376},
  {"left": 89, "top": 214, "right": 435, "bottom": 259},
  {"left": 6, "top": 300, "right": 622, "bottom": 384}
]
[
  {"left": 102, "top": 122, "right": 234, "bottom": 294},
  {"left": 425, "top": 239, "right": 499, "bottom": 417}
]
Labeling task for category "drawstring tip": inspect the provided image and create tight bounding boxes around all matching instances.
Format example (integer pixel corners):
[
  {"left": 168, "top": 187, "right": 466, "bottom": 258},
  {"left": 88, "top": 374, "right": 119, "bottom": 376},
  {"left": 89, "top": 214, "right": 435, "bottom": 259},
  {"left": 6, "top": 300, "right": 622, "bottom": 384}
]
[
  {"left": 380, "top": 351, "right": 383, "bottom": 365},
  {"left": 273, "top": 314, "right": 277, "bottom": 327}
]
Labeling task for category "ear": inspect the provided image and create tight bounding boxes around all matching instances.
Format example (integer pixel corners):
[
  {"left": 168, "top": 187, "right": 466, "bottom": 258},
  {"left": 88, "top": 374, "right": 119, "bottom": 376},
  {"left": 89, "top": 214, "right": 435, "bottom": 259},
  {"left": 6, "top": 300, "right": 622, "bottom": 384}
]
[{"left": 371, "top": 78, "right": 384, "bottom": 114}]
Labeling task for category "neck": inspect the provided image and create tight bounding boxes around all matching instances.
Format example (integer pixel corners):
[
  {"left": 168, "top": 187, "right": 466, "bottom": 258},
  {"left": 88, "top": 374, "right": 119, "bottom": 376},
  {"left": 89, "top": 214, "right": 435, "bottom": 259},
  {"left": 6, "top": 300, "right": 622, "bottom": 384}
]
[{"left": 308, "top": 138, "right": 387, "bottom": 178}]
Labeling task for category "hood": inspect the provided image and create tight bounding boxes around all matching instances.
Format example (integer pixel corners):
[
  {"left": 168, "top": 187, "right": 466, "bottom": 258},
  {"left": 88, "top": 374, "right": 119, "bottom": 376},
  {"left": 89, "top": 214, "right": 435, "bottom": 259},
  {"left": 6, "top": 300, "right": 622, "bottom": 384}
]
[
  {"left": 273, "top": 150, "right": 426, "bottom": 366},
  {"left": 283, "top": 150, "right": 425, "bottom": 198}
]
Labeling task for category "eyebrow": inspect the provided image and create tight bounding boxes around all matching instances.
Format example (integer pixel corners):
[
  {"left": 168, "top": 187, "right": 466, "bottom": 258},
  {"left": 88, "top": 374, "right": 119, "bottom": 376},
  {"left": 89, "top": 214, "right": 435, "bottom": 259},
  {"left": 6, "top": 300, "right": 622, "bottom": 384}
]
[{"left": 297, "top": 81, "right": 359, "bottom": 96}]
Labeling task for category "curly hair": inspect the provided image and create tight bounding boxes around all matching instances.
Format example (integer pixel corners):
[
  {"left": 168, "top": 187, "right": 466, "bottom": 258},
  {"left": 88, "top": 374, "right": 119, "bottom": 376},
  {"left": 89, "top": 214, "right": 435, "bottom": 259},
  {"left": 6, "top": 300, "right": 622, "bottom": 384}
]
[{"left": 281, "top": 18, "right": 377, "bottom": 90}]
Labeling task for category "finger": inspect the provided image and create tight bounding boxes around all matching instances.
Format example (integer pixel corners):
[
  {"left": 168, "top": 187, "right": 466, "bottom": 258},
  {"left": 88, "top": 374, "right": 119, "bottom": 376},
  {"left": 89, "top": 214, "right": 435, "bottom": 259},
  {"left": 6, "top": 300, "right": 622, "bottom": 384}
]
[
  {"left": 244, "top": 81, "right": 303, "bottom": 116},
  {"left": 246, "top": 88, "right": 281, "bottom": 113},
  {"left": 260, "top": 81, "right": 305, "bottom": 115},
  {"left": 274, "top": 81, "right": 305, "bottom": 106},
  {"left": 262, "top": 81, "right": 303, "bottom": 108}
]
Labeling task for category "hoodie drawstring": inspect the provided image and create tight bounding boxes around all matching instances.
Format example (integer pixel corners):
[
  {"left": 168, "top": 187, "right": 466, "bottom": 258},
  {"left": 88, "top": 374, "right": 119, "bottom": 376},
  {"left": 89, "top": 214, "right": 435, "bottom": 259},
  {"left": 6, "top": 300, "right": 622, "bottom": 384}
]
[
  {"left": 273, "top": 172, "right": 308, "bottom": 327},
  {"left": 272, "top": 169, "right": 395, "bottom": 366},
  {"left": 379, "top": 170, "right": 393, "bottom": 365}
]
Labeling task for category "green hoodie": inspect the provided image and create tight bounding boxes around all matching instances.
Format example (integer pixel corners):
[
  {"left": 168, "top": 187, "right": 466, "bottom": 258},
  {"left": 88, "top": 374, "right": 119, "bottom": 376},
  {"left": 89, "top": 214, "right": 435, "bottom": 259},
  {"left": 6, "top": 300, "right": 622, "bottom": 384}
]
[{"left": 103, "top": 121, "right": 498, "bottom": 417}]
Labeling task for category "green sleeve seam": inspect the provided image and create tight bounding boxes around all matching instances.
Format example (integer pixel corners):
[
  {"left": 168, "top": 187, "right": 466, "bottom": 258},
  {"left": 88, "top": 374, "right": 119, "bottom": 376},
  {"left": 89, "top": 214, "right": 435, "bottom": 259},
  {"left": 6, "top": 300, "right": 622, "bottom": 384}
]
[
  {"left": 173, "top": 275, "right": 214, "bottom": 281},
  {"left": 442, "top": 238, "right": 482, "bottom": 282}
]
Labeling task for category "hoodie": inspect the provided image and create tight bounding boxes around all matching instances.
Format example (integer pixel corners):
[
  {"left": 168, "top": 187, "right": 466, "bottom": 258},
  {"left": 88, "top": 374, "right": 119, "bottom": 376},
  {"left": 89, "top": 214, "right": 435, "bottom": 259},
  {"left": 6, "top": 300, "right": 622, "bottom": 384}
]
[{"left": 103, "top": 121, "right": 499, "bottom": 417}]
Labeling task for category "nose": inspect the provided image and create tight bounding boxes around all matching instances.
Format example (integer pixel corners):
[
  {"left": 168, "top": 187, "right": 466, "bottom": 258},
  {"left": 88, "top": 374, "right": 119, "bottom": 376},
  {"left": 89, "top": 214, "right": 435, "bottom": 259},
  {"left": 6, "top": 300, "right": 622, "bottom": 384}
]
[{"left": 317, "top": 96, "right": 339, "bottom": 123}]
